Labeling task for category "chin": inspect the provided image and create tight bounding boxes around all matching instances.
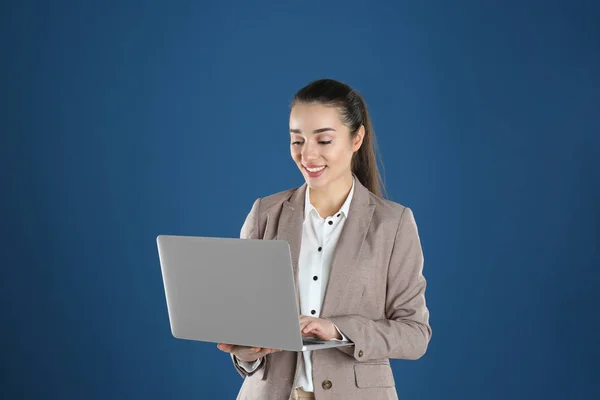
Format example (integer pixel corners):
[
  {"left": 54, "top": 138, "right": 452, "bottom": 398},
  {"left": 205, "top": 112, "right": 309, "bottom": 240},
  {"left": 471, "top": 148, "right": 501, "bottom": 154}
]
[
  {"left": 306, "top": 179, "right": 328, "bottom": 189},
  {"left": 303, "top": 174, "right": 330, "bottom": 189}
]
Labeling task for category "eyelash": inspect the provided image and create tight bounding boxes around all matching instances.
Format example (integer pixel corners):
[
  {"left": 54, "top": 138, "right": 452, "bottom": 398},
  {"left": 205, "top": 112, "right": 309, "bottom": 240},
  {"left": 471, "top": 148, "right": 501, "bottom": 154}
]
[{"left": 291, "top": 141, "right": 332, "bottom": 145}]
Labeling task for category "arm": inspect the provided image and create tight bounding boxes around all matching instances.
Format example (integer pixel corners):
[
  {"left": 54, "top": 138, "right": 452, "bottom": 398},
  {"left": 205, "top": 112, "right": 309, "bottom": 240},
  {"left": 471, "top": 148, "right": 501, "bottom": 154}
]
[
  {"left": 329, "top": 207, "right": 432, "bottom": 361},
  {"left": 240, "top": 198, "right": 261, "bottom": 241},
  {"left": 231, "top": 354, "right": 265, "bottom": 376}
]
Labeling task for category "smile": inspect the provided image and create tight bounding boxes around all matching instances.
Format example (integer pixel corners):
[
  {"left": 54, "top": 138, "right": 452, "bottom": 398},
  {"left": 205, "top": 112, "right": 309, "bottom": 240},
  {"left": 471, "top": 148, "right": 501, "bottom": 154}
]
[{"left": 304, "top": 165, "right": 326, "bottom": 173}]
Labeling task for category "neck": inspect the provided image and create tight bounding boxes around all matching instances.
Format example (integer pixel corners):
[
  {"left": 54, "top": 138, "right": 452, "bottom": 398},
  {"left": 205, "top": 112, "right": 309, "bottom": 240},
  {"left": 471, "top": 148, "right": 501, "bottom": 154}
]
[{"left": 308, "top": 173, "right": 354, "bottom": 217}]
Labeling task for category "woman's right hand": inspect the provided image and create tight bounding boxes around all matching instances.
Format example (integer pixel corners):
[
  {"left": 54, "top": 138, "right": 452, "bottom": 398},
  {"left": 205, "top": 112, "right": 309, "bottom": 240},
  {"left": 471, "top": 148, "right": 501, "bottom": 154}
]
[{"left": 217, "top": 343, "right": 281, "bottom": 363}]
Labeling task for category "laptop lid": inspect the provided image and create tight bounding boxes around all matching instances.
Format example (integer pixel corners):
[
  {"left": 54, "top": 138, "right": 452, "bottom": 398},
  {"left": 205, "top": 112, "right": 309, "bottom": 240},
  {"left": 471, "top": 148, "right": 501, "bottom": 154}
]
[{"left": 156, "top": 235, "right": 306, "bottom": 352}]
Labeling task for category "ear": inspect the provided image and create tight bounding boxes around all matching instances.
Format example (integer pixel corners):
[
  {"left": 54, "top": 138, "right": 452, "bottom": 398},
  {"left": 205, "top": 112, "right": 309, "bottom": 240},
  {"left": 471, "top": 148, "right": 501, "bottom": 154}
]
[{"left": 352, "top": 125, "right": 365, "bottom": 152}]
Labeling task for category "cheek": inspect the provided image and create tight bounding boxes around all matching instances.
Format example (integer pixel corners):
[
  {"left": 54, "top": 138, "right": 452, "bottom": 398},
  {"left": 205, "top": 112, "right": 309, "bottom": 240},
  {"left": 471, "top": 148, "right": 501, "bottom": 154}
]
[
  {"left": 323, "top": 145, "right": 349, "bottom": 164},
  {"left": 290, "top": 147, "right": 301, "bottom": 160}
]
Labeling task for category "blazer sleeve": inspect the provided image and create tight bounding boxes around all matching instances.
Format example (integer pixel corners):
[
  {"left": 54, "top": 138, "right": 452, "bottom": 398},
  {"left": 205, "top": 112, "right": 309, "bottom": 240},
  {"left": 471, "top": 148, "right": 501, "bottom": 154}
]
[
  {"left": 231, "top": 353, "right": 266, "bottom": 378},
  {"left": 328, "top": 207, "right": 432, "bottom": 361},
  {"left": 240, "top": 198, "right": 261, "bottom": 241},
  {"left": 230, "top": 198, "right": 269, "bottom": 378}
]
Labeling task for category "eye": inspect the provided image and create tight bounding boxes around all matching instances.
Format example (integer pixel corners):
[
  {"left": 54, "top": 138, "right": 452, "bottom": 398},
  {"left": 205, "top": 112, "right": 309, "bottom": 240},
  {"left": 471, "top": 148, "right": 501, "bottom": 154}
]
[
  {"left": 319, "top": 140, "right": 332, "bottom": 145},
  {"left": 291, "top": 141, "right": 304, "bottom": 145}
]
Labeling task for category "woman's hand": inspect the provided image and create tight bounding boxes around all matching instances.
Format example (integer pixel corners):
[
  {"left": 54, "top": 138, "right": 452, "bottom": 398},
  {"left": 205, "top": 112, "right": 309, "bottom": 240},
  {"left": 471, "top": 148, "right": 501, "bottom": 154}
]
[
  {"left": 217, "top": 343, "right": 281, "bottom": 363},
  {"left": 217, "top": 315, "right": 341, "bottom": 362},
  {"left": 299, "top": 315, "right": 343, "bottom": 340}
]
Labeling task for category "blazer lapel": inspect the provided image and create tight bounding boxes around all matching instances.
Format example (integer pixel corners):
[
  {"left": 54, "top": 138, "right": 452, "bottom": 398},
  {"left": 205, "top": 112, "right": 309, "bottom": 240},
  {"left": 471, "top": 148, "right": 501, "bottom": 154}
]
[
  {"left": 321, "top": 179, "right": 375, "bottom": 318},
  {"left": 275, "top": 184, "right": 306, "bottom": 309}
]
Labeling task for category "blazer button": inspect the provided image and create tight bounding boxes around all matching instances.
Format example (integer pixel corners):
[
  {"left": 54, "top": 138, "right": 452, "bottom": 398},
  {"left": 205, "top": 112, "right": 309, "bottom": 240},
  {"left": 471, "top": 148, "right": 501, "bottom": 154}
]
[
  {"left": 358, "top": 350, "right": 364, "bottom": 357},
  {"left": 322, "top": 380, "right": 332, "bottom": 390}
]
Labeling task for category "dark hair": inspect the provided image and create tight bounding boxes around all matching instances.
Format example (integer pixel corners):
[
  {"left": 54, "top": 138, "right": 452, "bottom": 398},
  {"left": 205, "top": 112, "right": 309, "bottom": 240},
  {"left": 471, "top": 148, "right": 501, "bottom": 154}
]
[{"left": 291, "top": 78, "right": 387, "bottom": 198}]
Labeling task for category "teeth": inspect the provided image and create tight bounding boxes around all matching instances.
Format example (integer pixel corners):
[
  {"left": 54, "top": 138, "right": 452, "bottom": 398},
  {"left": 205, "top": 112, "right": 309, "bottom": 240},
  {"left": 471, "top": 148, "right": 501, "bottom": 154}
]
[{"left": 306, "top": 165, "right": 326, "bottom": 173}]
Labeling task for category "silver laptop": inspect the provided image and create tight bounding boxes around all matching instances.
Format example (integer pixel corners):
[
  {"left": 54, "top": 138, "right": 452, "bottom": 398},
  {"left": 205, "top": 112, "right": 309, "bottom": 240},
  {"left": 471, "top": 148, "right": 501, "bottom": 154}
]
[{"left": 156, "top": 235, "right": 354, "bottom": 352}]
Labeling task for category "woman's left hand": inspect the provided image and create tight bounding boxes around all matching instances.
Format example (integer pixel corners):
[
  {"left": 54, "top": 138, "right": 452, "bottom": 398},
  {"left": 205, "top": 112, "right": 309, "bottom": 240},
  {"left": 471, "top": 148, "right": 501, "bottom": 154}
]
[{"left": 299, "top": 315, "right": 343, "bottom": 340}]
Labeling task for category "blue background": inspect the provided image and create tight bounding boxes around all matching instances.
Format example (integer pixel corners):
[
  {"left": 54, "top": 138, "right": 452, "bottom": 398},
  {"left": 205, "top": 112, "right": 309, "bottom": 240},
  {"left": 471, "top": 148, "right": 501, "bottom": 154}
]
[{"left": 2, "top": 1, "right": 599, "bottom": 399}]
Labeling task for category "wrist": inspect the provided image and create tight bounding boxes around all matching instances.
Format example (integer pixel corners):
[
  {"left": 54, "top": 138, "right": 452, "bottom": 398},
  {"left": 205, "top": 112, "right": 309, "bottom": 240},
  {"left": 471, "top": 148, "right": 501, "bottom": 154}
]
[
  {"left": 330, "top": 321, "right": 344, "bottom": 340},
  {"left": 237, "top": 355, "right": 260, "bottom": 363},
  {"left": 328, "top": 320, "right": 343, "bottom": 339}
]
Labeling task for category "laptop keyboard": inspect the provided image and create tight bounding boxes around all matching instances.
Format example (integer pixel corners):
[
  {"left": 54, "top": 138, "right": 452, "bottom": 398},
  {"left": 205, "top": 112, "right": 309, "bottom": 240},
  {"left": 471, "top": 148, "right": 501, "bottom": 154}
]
[{"left": 302, "top": 338, "right": 328, "bottom": 344}]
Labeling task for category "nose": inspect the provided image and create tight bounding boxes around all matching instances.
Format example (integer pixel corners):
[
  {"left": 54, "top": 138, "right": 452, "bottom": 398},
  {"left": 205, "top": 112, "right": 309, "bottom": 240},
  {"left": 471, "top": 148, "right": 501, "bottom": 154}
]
[{"left": 300, "top": 141, "right": 318, "bottom": 161}]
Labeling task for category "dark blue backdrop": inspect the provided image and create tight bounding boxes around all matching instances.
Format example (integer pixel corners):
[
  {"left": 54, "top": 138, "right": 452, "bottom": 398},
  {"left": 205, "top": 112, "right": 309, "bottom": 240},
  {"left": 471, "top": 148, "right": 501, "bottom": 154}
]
[{"left": 2, "top": 1, "right": 599, "bottom": 399}]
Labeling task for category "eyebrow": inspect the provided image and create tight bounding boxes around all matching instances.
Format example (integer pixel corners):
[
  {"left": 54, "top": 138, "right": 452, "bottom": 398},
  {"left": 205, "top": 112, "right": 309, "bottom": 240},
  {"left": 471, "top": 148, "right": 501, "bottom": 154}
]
[{"left": 289, "top": 127, "right": 336, "bottom": 134}]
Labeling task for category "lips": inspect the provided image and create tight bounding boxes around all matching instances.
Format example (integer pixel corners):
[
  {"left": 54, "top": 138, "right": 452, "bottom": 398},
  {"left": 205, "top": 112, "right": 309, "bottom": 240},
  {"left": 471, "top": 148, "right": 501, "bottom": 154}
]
[
  {"left": 304, "top": 165, "right": 326, "bottom": 173},
  {"left": 302, "top": 163, "right": 327, "bottom": 178}
]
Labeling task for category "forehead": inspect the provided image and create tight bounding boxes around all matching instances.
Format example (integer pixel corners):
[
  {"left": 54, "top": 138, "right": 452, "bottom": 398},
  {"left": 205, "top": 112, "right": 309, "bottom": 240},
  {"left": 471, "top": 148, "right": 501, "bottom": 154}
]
[{"left": 289, "top": 103, "right": 343, "bottom": 130}]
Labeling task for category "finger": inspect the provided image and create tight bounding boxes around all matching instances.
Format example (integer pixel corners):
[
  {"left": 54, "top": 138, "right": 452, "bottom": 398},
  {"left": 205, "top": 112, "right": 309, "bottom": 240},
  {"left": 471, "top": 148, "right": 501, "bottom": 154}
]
[
  {"left": 299, "top": 315, "right": 314, "bottom": 323},
  {"left": 254, "top": 350, "right": 270, "bottom": 358},
  {"left": 301, "top": 319, "right": 315, "bottom": 330},
  {"left": 242, "top": 347, "right": 262, "bottom": 353},
  {"left": 237, "top": 347, "right": 282, "bottom": 362},
  {"left": 303, "top": 321, "right": 319, "bottom": 332},
  {"left": 302, "top": 322, "right": 318, "bottom": 335},
  {"left": 261, "top": 348, "right": 283, "bottom": 355},
  {"left": 306, "top": 322, "right": 326, "bottom": 337},
  {"left": 240, "top": 346, "right": 262, "bottom": 352},
  {"left": 217, "top": 343, "right": 234, "bottom": 352},
  {"left": 244, "top": 348, "right": 273, "bottom": 359},
  {"left": 234, "top": 347, "right": 259, "bottom": 359}
]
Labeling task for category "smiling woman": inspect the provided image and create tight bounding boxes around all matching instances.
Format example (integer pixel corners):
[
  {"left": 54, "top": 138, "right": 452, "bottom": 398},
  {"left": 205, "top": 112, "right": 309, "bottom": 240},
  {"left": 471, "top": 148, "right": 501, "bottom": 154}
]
[
  {"left": 290, "top": 81, "right": 385, "bottom": 211},
  {"left": 217, "top": 78, "right": 431, "bottom": 400},
  {"left": 289, "top": 103, "right": 358, "bottom": 198}
]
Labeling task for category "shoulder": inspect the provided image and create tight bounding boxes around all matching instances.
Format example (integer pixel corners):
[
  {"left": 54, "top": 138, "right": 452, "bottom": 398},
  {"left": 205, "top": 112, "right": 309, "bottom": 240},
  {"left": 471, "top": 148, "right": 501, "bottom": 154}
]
[
  {"left": 240, "top": 186, "right": 302, "bottom": 239},
  {"left": 367, "top": 191, "right": 420, "bottom": 237},
  {"left": 252, "top": 186, "right": 300, "bottom": 214},
  {"left": 369, "top": 192, "right": 410, "bottom": 221}
]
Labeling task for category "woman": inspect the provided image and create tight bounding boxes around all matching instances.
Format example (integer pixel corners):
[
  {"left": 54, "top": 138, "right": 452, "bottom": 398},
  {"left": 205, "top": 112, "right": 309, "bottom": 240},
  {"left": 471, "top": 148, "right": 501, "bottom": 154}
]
[{"left": 217, "top": 78, "right": 431, "bottom": 400}]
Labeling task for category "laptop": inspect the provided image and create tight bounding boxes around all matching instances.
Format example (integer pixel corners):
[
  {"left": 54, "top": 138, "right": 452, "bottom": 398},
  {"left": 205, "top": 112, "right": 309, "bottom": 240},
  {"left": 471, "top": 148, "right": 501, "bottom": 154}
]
[{"left": 156, "top": 235, "right": 354, "bottom": 352}]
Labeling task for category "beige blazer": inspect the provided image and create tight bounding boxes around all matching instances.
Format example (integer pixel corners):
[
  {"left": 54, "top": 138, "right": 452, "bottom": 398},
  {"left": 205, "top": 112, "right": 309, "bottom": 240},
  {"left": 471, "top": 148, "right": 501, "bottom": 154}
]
[{"left": 232, "top": 177, "right": 432, "bottom": 400}]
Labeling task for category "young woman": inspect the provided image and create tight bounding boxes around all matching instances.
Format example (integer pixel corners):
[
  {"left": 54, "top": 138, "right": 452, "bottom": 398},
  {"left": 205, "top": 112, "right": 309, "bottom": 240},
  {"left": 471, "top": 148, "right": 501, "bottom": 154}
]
[{"left": 218, "top": 78, "right": 431, "bottom": 400}]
